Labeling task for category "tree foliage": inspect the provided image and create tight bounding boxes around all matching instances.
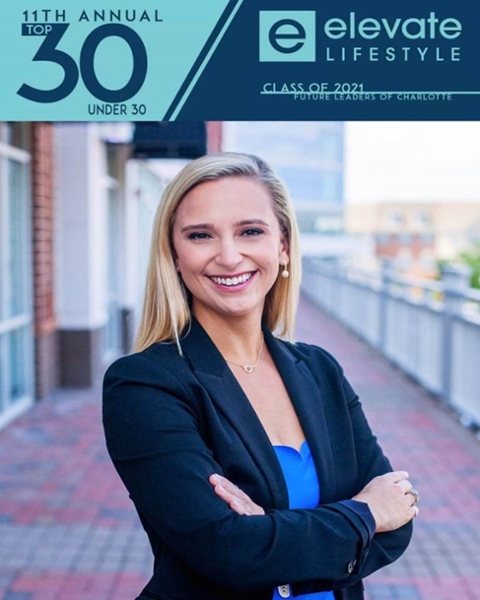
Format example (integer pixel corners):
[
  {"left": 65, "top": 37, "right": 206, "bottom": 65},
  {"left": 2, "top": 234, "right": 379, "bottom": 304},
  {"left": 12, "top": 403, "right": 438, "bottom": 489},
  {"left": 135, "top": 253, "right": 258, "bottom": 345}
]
[{"left": 459, "top": 243, "right": 480, "bottom": 290}]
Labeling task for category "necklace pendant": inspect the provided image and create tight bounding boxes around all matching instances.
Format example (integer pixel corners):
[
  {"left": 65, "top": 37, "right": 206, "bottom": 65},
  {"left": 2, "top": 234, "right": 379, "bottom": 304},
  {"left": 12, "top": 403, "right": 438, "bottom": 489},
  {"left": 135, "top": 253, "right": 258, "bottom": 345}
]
[{"left": 243, "top": 365, "right": 254, "bottom": 374}]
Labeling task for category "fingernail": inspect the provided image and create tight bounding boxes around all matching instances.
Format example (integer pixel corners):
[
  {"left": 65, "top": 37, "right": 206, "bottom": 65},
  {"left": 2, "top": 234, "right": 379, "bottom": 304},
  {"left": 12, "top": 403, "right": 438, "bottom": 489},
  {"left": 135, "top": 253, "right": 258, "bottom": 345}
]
[{"left": 211, "top": 474, "right": 221, "bottom": 483}]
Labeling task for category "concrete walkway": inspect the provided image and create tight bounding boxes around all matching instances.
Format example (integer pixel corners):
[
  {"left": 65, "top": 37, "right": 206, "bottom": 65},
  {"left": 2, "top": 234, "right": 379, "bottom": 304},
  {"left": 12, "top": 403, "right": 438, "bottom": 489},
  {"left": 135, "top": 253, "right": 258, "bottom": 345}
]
[{"left": 1, "top": 296, "right": 480, "bottom": 600}]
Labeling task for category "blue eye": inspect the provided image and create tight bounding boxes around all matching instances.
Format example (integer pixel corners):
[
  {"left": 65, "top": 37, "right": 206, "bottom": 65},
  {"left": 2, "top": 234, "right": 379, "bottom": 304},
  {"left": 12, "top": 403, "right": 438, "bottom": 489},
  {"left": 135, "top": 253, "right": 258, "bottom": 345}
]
[
  {"left": 242, "top": 228, "right": 264, "bottom": 236},
  {"left": 187, "top": 232, "right": 212, "bottom": 240}
]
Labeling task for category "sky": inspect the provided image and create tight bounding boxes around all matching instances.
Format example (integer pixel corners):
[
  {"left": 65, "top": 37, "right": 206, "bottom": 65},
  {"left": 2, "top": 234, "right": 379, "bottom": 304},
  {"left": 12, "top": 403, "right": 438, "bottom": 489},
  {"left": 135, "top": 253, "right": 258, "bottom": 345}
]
[{"left": 345, "top": 122, "right": 480, "bottom": 204}]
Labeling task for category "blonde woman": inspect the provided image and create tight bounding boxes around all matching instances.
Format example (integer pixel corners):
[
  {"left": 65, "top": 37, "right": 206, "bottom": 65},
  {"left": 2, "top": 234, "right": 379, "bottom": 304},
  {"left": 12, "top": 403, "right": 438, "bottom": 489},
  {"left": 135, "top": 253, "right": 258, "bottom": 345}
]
[{"left": 103, "top": 153, "right": 417, "bottom": 600}]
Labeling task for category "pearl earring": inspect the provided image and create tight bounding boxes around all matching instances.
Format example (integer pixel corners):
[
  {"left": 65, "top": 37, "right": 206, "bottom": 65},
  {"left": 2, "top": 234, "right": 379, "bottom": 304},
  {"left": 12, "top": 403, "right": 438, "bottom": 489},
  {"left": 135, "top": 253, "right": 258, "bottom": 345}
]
[{"left": 281, "top": 260, "right": 289, "bottom": 279}]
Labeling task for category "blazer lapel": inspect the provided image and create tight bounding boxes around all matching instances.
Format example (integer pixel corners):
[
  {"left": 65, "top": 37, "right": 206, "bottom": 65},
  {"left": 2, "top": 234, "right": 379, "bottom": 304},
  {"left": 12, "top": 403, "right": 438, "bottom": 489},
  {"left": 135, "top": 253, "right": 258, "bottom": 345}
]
[
  {"left": 181, "top": 319, "right": 337, "bottom": 507},
  {"left": 181, "top": 319, "right": 289, "bottom": 509},
  {"left": 263, "top": 328, "right": 338, "bottom": 504}
]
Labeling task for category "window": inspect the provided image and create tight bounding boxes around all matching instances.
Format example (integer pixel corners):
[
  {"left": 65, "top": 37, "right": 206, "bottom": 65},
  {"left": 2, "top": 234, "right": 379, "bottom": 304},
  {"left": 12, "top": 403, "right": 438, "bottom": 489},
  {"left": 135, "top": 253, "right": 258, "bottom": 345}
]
[
  {"left": 319, "top": 131, "right": 343, "bottom": 163},
  {"left": 103, "top": 184, "right": 122, "bottom": 357},
  {"left": 0, "top": 123, "right": 34, "bottom": 425},
  {"left": 136, "top": 163, "right": 165, "bottom": 334},
  {"left": 387, "top": 209, "right": 404, "bottom": 230},
  {"left": 422, "top": 233, "right": 434, "bottom": 244},
  {"left": 318, "top": 172, "right": 343, "bottom": 203},
  {"left": 414, "top": 209, "right": 431, "bottom": 229},
  {"left": 377, "top": 233, "right": 390, "bottom": 244}
]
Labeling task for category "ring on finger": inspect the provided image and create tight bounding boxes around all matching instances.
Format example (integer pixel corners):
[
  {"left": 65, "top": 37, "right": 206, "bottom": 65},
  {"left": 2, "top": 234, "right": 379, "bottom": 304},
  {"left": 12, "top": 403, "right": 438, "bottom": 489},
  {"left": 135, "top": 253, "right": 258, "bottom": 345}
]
[{"left": 407, "top": 488, "right": 419, "bottom": 505}]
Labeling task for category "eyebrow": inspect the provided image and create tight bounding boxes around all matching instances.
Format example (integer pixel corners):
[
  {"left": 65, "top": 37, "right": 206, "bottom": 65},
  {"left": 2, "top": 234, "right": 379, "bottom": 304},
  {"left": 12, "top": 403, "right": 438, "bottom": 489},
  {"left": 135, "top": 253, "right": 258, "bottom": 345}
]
[
  {"left": 180, "top": 223, "right": 213, "bottom": 233},
  {"left": 236, "top": 219, "right": 270, "bottom": 227},
  {"left": 180, "top": 219, "right": 270, "bottom": 233}
]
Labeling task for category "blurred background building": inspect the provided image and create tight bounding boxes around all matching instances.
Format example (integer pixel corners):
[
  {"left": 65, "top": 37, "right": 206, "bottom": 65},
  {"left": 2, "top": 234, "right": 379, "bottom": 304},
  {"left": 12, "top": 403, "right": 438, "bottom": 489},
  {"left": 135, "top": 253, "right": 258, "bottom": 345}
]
[
  {"left": 346, "top": 201, "right": 480, "bottom": 277},
  {"left": 225, "top": 121, "right": 344, "bottom": 234},
  {"left": 0, "top": 121, "right": 222, "bottom": 428},
  {"left": 344, "top": 122, "right": 480, "bottom": 277},
  {"left": 2, "top": 120, "right": 480, "bottom": 429},
  {"left": 226, "top": 121, "right": 480, "bottom": 278}
]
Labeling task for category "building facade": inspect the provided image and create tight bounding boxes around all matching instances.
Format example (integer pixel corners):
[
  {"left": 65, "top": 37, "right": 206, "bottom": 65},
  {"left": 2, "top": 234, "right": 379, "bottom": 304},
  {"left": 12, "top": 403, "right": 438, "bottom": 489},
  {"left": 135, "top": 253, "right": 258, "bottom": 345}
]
[
  {"left": 346, "top": 202, "right": 480, "bottom": 277},
  {"left": 0, "top": 123, "right": 35, "bottom": 427},
  {"left": 224, "top": 121, "right": 345, "bottom": 234},
  {"left": 0, "top": 121, "right": 222, "bottom": 428}
]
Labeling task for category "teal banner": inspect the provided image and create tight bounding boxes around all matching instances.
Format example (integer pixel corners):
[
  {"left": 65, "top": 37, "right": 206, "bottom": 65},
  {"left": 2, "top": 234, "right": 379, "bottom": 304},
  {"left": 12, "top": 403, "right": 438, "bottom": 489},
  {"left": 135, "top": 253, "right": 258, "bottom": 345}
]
[{"left": 0, "top": 0, "right": 238, "bottom": 120}]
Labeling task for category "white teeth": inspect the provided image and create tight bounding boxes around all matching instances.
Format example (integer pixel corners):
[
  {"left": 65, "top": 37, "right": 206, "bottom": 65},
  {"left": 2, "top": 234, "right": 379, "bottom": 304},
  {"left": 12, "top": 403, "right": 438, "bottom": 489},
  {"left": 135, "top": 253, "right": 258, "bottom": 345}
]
[{"left": 211, "top": 273, "right": 252, "bottom": 286}]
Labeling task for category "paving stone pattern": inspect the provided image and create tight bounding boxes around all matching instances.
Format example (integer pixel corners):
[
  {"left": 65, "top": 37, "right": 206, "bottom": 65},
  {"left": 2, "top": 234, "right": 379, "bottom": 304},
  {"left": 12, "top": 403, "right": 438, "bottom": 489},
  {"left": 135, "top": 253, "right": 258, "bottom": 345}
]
[
  {"left": 297, "top": 297, "right": 480, "bottom": 600},
  {"left": 1, "top": 296, "right": 480, "bottom": 599},
  {"left": 0, "top": 388, "right": 152, "bottom": 600}
]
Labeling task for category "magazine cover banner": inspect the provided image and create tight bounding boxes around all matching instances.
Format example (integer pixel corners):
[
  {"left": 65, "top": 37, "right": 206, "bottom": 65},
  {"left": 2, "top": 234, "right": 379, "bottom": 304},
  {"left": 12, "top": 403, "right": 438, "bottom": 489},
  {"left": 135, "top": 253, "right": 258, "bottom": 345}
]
[{"left": 0, "top": 0, "right": 477, "bottom": 120}]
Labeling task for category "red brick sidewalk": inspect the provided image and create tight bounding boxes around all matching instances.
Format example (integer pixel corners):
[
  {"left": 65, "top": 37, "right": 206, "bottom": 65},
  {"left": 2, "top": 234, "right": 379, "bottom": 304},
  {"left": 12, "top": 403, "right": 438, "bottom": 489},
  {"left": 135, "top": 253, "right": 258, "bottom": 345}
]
[
  {"left": 297, "top": 297, "right": 480, "bottom": 600},
  {"left": 1, "top": 296, "right": 479, "bottom": 599}
]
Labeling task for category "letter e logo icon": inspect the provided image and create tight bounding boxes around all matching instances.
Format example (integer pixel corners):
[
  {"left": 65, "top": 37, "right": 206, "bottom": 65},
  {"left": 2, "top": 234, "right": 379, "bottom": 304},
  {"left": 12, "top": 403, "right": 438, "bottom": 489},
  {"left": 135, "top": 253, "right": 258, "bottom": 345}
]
[{"left": 259, "top": 11, "right": 316, "bottom": 62}]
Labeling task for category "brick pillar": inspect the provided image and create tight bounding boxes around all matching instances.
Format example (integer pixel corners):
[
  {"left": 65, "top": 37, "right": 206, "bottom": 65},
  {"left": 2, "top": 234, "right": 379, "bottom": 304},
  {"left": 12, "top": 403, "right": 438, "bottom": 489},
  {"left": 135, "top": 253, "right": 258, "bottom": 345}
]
[
  {"left": 31, "top": 122, "right": 59, "bottom": 398},
  {"left": 206, "top": 122, "right": 223, "bottom": 153}
]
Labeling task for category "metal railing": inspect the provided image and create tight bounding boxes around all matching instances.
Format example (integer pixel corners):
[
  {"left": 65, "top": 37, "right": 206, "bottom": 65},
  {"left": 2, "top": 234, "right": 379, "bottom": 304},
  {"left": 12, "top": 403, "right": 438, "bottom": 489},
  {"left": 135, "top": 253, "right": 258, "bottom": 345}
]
[{"left": 302, "top": 258, "right": 480, "bottom": 427}]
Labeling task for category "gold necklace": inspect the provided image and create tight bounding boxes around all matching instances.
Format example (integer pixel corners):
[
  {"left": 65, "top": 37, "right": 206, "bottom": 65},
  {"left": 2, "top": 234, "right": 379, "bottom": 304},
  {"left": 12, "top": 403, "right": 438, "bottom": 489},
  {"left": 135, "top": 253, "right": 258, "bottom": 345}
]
[{"left": 225, "top": 336, "right": 264, "bottom": 374}]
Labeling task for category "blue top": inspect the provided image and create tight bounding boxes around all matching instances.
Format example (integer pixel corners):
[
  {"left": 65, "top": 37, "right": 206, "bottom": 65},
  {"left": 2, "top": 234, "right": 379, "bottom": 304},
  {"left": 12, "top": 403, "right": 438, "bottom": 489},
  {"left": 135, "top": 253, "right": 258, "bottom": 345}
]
[{"left": 271, "top": 440, "right": 335, "bottom": 600}]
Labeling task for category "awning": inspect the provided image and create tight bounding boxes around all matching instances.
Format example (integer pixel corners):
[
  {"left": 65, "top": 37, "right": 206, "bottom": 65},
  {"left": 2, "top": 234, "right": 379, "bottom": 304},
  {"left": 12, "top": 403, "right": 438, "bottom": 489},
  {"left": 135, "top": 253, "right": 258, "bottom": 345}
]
[{"left": 132, "top": 122, "right": 207, "bottom": 159}]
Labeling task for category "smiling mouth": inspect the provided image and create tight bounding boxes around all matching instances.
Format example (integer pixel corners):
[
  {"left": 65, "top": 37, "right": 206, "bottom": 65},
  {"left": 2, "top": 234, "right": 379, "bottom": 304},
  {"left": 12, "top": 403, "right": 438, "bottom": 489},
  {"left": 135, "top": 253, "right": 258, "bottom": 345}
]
[{"left": 208, "top": 272, "right": 254, "bottom": 287}]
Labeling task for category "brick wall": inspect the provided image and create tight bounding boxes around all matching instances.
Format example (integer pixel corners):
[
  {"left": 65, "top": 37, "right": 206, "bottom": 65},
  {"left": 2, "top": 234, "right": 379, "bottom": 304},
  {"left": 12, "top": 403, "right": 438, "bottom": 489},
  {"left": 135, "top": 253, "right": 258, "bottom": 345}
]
[
  {"left": 31, "top": 122, "right": 59, "bottom": 398},
  {"left": 206, "top": 122, "right": 223, "bottom": 153}
]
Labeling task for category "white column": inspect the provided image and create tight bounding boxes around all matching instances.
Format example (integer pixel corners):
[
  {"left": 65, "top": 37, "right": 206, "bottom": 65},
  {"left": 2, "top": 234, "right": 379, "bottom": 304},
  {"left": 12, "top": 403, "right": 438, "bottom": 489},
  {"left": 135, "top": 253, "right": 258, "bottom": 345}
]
[{"left": 55, "top": 123, "right": 109, "bottom": 331}]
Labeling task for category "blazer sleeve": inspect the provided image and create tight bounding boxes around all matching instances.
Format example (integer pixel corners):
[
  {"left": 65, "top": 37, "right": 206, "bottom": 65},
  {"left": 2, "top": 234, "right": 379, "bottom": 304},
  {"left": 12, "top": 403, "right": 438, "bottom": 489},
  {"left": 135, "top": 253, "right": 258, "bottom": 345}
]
[
  {"left": 296, "top": 346, "right": 413, "bottom": 595},
  {"left": 336, "top": 373, "right": 413, "bottom": 590},
  {"left": 103, "top": 352, "right": 387, "bottom": 594}
]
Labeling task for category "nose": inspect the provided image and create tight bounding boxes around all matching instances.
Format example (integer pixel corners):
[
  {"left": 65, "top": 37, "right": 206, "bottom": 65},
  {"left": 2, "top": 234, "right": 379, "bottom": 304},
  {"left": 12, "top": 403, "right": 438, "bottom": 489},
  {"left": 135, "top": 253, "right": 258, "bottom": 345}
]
[{"left": 214, "top": 237, "right": 243, "bottom": 270}]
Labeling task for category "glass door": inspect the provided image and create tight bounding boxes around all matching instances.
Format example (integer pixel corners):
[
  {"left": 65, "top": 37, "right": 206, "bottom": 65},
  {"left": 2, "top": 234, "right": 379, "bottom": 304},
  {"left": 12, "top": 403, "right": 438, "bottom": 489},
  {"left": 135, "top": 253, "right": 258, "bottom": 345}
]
[{"left": 0, "top": 127, "right": 34, "bottom": 427}]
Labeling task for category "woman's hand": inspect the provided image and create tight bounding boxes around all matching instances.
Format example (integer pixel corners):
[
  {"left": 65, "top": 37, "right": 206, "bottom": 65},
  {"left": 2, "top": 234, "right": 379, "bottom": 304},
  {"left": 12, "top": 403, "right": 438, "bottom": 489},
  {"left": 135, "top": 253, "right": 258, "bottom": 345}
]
[
  {"left": 209, "top": 470, "right": 418, "bottom": 531},
  {"left": 209, "top": 473, "right": 265, "bottom": 516},
  {"left": 353, "top": 471, "right": 419, "bottom": 533}
]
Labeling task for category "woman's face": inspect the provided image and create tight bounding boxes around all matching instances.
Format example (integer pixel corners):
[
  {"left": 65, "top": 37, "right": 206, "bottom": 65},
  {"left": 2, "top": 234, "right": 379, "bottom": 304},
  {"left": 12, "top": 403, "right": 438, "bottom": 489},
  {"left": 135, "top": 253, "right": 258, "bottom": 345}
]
[{"left": 172, "top": 177, "right": 289, "bottom": 323}]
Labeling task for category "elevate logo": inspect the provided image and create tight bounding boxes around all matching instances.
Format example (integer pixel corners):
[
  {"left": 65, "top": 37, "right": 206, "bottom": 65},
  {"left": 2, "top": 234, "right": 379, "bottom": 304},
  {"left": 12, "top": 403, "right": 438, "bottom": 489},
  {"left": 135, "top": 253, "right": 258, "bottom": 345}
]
[
  {"left": 259, "top": 10, "right": 462, "bottom": 64},
  {"left": 259, "top": 11, "right": 316, "bottom": 62}
]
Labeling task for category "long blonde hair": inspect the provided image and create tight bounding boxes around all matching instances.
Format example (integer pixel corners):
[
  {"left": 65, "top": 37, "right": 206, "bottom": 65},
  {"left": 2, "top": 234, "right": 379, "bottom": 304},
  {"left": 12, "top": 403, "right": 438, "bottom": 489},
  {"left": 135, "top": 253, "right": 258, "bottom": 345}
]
[{"left": 134, "top": 152, "right": 301, "bottom": 353}]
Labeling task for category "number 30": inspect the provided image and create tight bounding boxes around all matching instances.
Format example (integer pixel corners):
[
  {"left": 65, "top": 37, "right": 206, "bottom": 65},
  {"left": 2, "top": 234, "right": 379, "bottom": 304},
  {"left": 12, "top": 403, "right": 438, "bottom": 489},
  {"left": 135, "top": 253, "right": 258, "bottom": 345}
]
[{"left": 18, "top": 23, "right": 148, "bottom": 103}]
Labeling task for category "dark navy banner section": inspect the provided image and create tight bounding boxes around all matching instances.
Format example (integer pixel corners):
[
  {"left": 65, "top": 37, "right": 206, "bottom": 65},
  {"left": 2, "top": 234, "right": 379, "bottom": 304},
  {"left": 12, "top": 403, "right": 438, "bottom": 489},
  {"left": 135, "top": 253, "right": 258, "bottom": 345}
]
[
  {"left": 177, "top": 0, "right": 479, "bottom": 120},
  {"left": 2, "top": 0, "right": 479, "bottom": 119}
]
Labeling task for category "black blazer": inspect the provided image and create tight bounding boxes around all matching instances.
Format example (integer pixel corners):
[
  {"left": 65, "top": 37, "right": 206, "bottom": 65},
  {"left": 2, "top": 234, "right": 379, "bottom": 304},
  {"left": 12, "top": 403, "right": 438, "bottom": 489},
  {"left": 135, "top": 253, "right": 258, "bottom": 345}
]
[{"left": 103, "top": 318, "right": 412, "bottom": 600}]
